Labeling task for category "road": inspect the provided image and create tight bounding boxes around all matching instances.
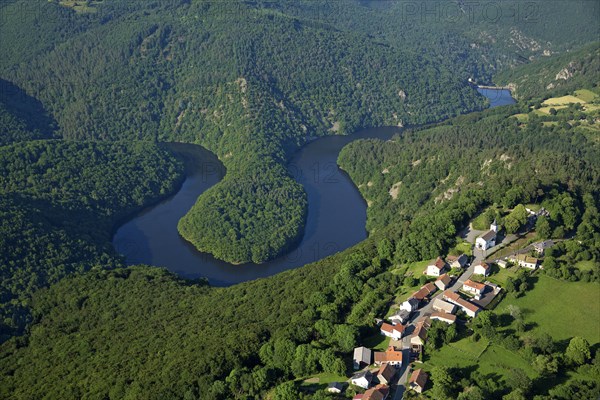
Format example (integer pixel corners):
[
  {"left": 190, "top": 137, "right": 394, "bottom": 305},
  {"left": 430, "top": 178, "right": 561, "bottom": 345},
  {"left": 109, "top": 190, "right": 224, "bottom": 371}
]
[{"left": 390, "top": 250, "right": 486, "bottom": 399}]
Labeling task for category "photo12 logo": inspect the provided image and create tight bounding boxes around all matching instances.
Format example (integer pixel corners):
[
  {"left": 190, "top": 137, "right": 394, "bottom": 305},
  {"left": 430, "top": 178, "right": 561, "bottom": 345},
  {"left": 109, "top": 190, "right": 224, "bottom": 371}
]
[{"left": 399, "top": 1, "right": 540, "bottom": 24}]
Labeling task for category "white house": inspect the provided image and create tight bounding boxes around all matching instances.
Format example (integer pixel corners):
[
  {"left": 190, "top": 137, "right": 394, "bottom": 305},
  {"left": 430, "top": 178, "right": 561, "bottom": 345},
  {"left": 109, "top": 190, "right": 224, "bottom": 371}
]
[
  {"left": 353, "top": 346, "right": 372, "bottom": 370},
  {"left": 462, "top": 279, "right": 486, "bottom": 296},
  {"left": 327, "top": 382, "right": 345, "bottom": 394},
  {"left": 426, "top": 257, "right": 447, "bottom": 276},
  {"left": 432, "top": 298, "right": 456, "bottom": 314},
  {"left": 389, "top": 310, "right": 411, "bottom": 324},
  {"left": 449, "top": 253, "right": 468, "bottom": 268},
  {"left": 351, "top": 370, "right": 373, "bottom": 389},
  {"left": 430, "top": 312, "right": 457, "bottom": 324},
  {"left": 510, "top": 254, "right": 540, "bottom": 269},
  {"left": 474, "top": 262, "right": 490, "bottom": 276},
  {"left": 456, "top": 298, "right": 481, "bottom": 318},
  {"left": 496, "top": 259, "right": 508, "bottom": 268},
  {"left": 380, "top": 322, "right": 405, "bottom": 340},
  {"left": 374, "top": 346, "right": 403, "bottom": 367},
  {"left": 434, "top": 274, "right": 452, "bottom": 291},
  {"left": 400, "top": 297, "right": 420, "bottom": 312}
]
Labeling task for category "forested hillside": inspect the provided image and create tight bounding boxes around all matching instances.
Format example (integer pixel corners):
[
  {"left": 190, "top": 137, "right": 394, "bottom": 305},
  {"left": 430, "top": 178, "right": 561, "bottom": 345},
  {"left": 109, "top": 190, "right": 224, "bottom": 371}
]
[
  {"left": 0, "top": 141, "right": 183, "bottom": 340},
  {"left": 1, "top": 0, "right": 598, "bottom": 262},
  {"left": 2, "top": 100, "right": 598, "bottom": 399},
  {"left": 0, "top": 1, "right": 599, "bottom": 398},
  {"left": 339, "top": 104, "right": 600, "bottom": 240},
  {"left": 495, "top": 42, "right": 600, "bottom": 99}
]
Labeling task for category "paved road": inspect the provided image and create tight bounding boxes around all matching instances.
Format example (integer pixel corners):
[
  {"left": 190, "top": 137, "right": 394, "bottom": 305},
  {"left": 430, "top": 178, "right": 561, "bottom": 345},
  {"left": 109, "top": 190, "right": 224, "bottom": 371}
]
[
  {"left": 389, "top": 228, "right": 524, "bottom": 399},
  {"left": 390, "top": 248, "right": 487, "bottom": 399}
]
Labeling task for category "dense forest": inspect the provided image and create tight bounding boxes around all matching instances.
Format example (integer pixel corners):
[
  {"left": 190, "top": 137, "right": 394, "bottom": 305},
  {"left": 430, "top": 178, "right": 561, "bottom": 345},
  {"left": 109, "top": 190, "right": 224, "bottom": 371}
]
[
  {"left": 1, "top": 0, "right": 598, "bottom": 262},
  {"left": 2, "top": 98, "right": 598, "bottom": 399},
  {"left": 495, "top": 42, "right": 600, "bottom": 100},
  {"left": 0, "top": 1, "right": 599, "bottom": 399},
  {"left": 0, "top": 141, "right": 183, "bottom": 340}
]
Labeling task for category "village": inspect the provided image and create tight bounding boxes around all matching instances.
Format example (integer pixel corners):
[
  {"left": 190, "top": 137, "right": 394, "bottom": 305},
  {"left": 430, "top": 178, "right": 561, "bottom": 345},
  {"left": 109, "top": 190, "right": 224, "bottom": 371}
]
[{"left": 322, "top": 214, "right": 553, "bottom": 400}]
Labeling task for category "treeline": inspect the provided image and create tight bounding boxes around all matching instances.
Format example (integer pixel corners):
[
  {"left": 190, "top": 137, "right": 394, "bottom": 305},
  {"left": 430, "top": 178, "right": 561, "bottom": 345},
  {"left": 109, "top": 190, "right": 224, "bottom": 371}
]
[{"left": 0, "top": 140, "right": 183, "bottom": 340}]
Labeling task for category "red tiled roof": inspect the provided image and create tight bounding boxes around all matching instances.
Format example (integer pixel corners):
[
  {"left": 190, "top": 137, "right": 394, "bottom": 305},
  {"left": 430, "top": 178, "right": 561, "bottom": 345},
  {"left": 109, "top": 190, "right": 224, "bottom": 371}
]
[
  {"left": 478, "top": 262, "right": 490, "bottom": 270},
  {"left": 363, "top": 384, "right": 390, "bottom": 400},
  {"left": 443, "top": 290, "right": 460, "bottom": 302},
  {"left": 430, "top": 312, "right": 457, "bottom": 323},
  {"left": 409, "top": 369, "right": 428, "bottom": 389},
  {"left": 374, "top": 346, "right": 403, "bottom": 363},
  {"left": 431, "top": 257, "right": 447, "bottom": 270},
  {"left": 463, "top": 279, "right": 486, "bottom": 291},
  {"left": 381, "top": 322, "right": 404, "bottom": 335},
  {"left": 456, "top": 297, "right": 480, "bottom": 313},
  {"left": 377, "top": 363, "right": 397, "bottom": 382},
  {"left": 436, "top": 274, "right": 452, "bottom": 285},
  {"left": 412, "top": 282, "right": 437, "bottom": 300}
]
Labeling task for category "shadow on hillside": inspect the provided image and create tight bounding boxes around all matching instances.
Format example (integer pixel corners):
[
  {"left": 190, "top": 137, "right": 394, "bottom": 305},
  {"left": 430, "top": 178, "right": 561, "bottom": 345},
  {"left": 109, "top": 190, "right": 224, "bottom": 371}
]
[{"left": 0, "top": 78, "right": 57, "bottom": 136}]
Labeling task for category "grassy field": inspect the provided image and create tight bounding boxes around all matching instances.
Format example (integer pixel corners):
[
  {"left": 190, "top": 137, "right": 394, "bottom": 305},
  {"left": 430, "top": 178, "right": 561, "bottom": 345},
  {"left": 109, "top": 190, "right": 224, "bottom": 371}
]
[
  {"left": 574, "top": 89, "right": 599, "bottom": 102},
  {"left": 542, "top": 95, "right": 586, "bottom": 106},
  {"left": 575, "top": 260, "right": 597, "bottom": 271},
  {"left": 451, "top": 240, "right": 473, "bottom": 257},
  {"left": 425, "top": 337, "right": 535, "bottom": 382},
  {"left": 300, "top": 372, "right": 348, "bottom": 392},
  {"left": 362, "top": 333, "right": 391, "bottom": 351},
  {"left": 499, "top": 275, "right": 600, "bottom": 345},
  {"left": 486, "top": 265, "right": 520, "bottom": 286},
  {"left": 512, "top": 113, "right": 529, "bottom": 122},
  {"left": 534, "top": 105, "right": 568, "bottom": 115}
]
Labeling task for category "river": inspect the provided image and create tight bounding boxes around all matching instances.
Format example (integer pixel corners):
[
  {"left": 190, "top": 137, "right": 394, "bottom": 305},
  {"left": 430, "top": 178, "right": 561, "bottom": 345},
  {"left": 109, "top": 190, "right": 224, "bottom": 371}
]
[{"left": 113, "top": 89, "right": 514, "bottom": 286}]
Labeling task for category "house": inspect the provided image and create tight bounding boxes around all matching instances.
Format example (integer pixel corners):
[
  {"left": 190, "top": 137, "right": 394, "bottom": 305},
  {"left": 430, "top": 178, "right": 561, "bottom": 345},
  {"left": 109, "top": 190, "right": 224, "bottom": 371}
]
[
  {"left": 410, "top": 321, "right": 428, "bottom": 352},
  {"left": 412, "top": 282, "right": 437, "bottom": 301},
  {"left": 408, "top": 369, "right": 429, "bottom": 393},
  {"left": 476, "top": 226, "right": 497, "bottom": 250},
  {"left": 432, "top": 298, "right": 456, "bottom": 314},
  {"left": 374, "top": 346, "right": 403, "bottom": 367},
  {"left": 351, "top": 370, "right": 373, "bottom": 389},
  {"left": 533, "top": 240, "right": 554, "bottom": 255},
  {"left": 380, "top": 322, "right": 405, "bottom": 340},
  {"left": 474, "top": 262, "right": 490, "bottom": 276},
  {"left": 443, "top": 290, "right": 481, "bottom": 317},
  {"left": 509, "top": 254, "right": 540, "bottom": 269},
  {"left": 455, "top": 297, "right": 481, "bottom": 318},
  {"left": 435, "top": 273, "right": 452, "bottom": 291},
  {"left": 442, "top": 290, "right": 461, "bottom": 303},
  {"left": 448, "top": 253, "right": 469, "bottom": 268},
  {"left": 400, "top": 297, "right": 420, "bottom": 312},
  {"left": 462, "top": 279, "right": 486, "bottom": 296},
  {"left": 353, "top": 346, "right": 372, "bottom": 370},
  {"left": 389, "top": 310, "right": 411, "bottom": 325},
  {"left": 327, "top": 382, "right": 345, "bottom": 394},
  {"left": 376, "top": 363, "right": 397, "bottom": 385},
  {"left": 363, "top": 384, "right": 390, "bottom": 400},
  {"left": 496, "top": 259, "right": 508, "bottom": 268},
  {"left": 426, "top": 257, "right": 448, "bottom": 276},
  {"left": 430, "top": 312, "right": 457, "bottom": 324}
]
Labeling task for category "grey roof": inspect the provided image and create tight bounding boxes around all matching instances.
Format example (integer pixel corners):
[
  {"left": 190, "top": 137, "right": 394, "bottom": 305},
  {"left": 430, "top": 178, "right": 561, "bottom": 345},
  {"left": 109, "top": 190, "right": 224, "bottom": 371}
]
[
  {"left": 480, "top": 230, "right": 496, "bottom": 242},
  {"left": 352, "top": 370, "right": 373, "bottom": 380},
  {"left": 327, "top": 382, "right": 345, "bottom": 390},
  {"left": 534, "top": 240, "right": 554, "bottom": 249},
  {"left": 353, "top": 346, "right": 372, "bottom": 363}
]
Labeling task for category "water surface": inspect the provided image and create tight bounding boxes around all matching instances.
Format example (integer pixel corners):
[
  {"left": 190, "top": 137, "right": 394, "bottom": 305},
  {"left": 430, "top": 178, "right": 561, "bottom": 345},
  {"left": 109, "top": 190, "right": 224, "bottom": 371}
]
[{"left": 113, "top": 127, "right": 400, "bottom": 286}]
